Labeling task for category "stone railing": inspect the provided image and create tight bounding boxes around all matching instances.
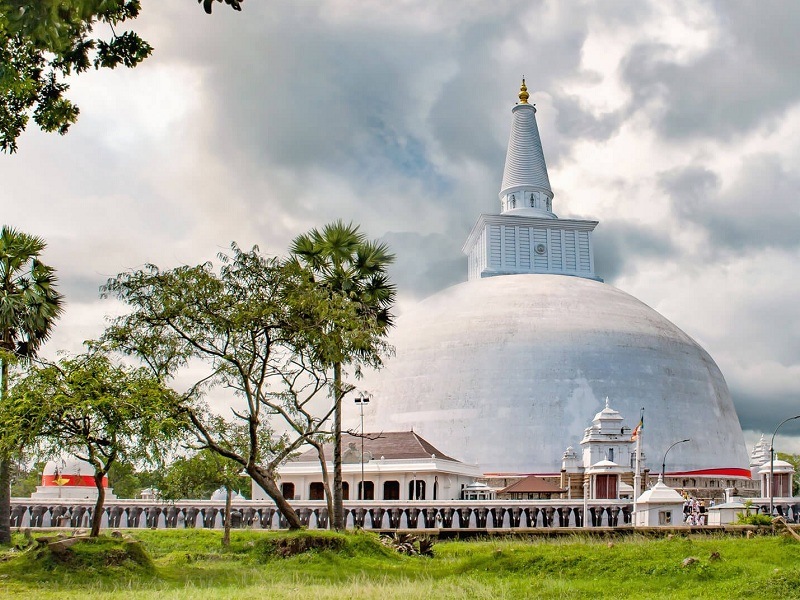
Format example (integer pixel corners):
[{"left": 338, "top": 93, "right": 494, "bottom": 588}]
[{"left": 10, "top": 498, "right": 799, "bottom": 531}]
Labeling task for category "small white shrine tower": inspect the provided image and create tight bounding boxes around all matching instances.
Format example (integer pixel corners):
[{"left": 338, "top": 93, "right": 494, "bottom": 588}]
[{"left": 561, "top": 398, "right": 644, "bottom": 500}]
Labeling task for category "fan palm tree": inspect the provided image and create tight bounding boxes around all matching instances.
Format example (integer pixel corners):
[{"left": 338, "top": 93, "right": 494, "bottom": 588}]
[
  {"left": 291, "top": 221, "right": 395, "bottom": 530},
  {"left": 0, "top": 226, "right": 64, "bottom": 544}
]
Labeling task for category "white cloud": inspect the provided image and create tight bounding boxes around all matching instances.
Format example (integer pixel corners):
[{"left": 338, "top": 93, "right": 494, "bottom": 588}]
[{"left": 2, "top": 0, "right": 800, "bottom": 456}]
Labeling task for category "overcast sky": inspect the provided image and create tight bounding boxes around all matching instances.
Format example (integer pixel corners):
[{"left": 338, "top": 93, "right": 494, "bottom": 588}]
[{"left": 2, "top": 0, "right": 800, "bottom": 454}]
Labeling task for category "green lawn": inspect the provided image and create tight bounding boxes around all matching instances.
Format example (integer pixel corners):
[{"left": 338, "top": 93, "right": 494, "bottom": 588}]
[{"left": 1, "top": 529, "right": 799, "bottom": 599}]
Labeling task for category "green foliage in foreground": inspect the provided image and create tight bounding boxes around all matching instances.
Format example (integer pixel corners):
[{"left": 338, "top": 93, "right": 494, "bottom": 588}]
[
  {"left": 738, "top": 513, "right": 774, "bottom": 526},
  {"left": 1, "top": 529, "right": 800, "bottom": 599}
]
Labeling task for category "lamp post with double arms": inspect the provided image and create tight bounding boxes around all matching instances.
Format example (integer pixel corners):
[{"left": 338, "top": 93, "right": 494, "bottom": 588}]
[
  {"left": 661, "top": 439, "right": 691, "bottom": 482},
  {"left": 769, "top": 414, "right": 800, "bottom": 516},
  {"left": 354, "top": 397, "right": 370, "bottom": 500}
]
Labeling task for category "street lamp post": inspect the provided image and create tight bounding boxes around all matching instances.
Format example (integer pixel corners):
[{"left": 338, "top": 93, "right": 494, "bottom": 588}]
[
  {"left": 769, "top": 414, "right": 800, "bottom": 516},
  {"left": 661, "top": 439, "right": 691, "bottom": 482},
  {"left": 355, "top": 397, "right": 370, "bottom": 500}
]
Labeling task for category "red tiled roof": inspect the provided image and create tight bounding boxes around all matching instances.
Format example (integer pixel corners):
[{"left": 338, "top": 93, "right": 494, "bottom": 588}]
[{"left": 293, "top": 431, "right": 459, "bottom": 463}]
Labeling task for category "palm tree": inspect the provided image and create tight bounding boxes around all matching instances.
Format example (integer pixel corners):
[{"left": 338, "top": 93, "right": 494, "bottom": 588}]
[
  {"left": 291, "top": 221, "right": 395, "bottom": 530},
  {"left": 0, "top": 226, "right": 64, "bottom": 544}
]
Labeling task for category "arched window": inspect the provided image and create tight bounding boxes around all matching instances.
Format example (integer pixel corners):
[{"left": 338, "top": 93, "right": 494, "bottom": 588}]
[
  {"left": 342, "top": 481, "right": 350, "bottom": 500},
  {"left": 408, "top": 480, "right": 426, "bottom": 500},
  {"left": 309, "top": 482, "right": 325, "bottom": 500},
  {"left": 383, "top": 481, "right": 400, "bottom": 500},
  {"left": 281, "top": 482, "right": 295, "bottom": 500},
  {"left": 358, "top": 481, "right": 374, "bottom": 500}
]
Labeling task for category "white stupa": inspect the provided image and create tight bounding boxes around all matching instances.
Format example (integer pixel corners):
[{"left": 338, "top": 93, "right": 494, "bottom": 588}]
[
  {"left": 30, "top": 458, "right": 116, "bottom": 500},
  {"left": 357, "top": 80, "right": 749, "bottom": 475}
]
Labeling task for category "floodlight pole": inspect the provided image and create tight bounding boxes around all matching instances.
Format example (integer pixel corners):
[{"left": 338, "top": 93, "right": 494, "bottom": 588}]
[
  {"left": 769, "top": 414, "right": 800, "bottom": 516},
  {"left": 661, "top": 439, "right": 691, "bottom": 481},
  {"left": 355, "top": 397, "right": 370, "bottom": 500}
]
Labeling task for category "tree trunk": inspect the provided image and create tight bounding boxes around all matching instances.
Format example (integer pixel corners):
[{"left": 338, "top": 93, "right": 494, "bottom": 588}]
[
  {"left": 0, "top": 358, "right": 10, "bottom": 545},
  {"left": 311, "top": 441, "right": 334, "bottom": 529},
  {"left": 332, "top": 361, "right": 344, "bottom": 530},
  {"left": 91, "top": 471, "right": 106, "bottom": 537},
  {"left": 223, "top": 488, "right": 232, "bottom": 547},
  {"left": 247, "top": 465, "right": 302, "bottom": 529}
]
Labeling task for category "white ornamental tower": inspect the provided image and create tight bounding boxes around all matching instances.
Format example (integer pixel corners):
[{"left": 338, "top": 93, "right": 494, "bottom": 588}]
[{"left": 463, "top": 80, "right": 600, "bottom": 281}]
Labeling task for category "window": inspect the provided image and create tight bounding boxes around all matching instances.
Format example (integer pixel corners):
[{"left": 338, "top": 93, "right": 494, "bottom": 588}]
[
  {"left": 607, "top": 448, "right": 614, "bottom": 462},
  {"left": 281, "top": 482, "right": 295, "bottom": 500},
  {"left": 309, "top": 482, "right": 325, "bottom": 500},
  {"left": 408, "top": 480, "right": 426, "bottom": 500},
  {"left": 530, "top": 194, "right": 535, "bottom": 207},
  {"left": 342, "top": 481, "right": 350, "bottom": 500},
  {"left": 658, "top": 510, "right": 672, "bottom": 525},
  {"left": 384, "top": 481, "right": 400, "bottom": 500},
  {"left": 358, "top": 481, "right": 374, "bottom": 500},
  {"left": 511, "top": 194, "right": 516, "bottom": 208}
]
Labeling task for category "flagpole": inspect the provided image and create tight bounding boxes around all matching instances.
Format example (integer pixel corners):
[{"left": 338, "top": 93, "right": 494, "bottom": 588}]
[{"left": 633, "top": 408, "right": 644, "bottom": 525}]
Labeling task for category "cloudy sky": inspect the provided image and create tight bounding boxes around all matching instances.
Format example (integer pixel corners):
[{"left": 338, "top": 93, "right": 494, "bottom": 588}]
[{"left": 3, "top": 0, "right": 800, "bottom": 453}]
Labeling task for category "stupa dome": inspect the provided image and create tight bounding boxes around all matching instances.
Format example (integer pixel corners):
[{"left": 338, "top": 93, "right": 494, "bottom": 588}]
[
  {"left": 359, "top": 273, "right": 748, "bottom": 474},
  {"left": 42, "top": 458, "right": 105, "bottom": 488}
]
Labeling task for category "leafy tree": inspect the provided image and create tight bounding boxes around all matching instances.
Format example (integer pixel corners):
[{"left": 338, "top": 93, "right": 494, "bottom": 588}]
[
  {"left": 290, "top": 221, "right": 395, "bottom": 530},
  {"left": 199, "top": 0, "right": 244, "bottom": 14},
  {"left": 1, "top": 349, "right": 179, "bottom": 537},
  {"left": 0, "top": 0, "right": 243, "bottom": 152},
  {"left": 101, "top": 243, "right": 378, "bottom": 530},
  {"left": 107, "top": 461, "right": 160, "bottom": 500},
  {"left": 0, "top": 225, "right": 63, "bottom": 544},
  {"left": 9, "top": 459, "right": 43, "bottom": 497},
  {"left": 156, "top": 445, "right": 248, "bottom": 546},
  {"left": 777, "top": 452, "right": 800, "bottom": 496}
]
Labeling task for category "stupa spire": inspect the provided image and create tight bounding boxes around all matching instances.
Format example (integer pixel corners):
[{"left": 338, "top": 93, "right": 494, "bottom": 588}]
[
  {"left": 499, "top": 79, "right": 554, "bottom": 217},
  {"left": 462, "top": 80, "right": 600, "bottom": 282},
  {"left": 518, "top": 78, "right": 529, "bottom": 104}
]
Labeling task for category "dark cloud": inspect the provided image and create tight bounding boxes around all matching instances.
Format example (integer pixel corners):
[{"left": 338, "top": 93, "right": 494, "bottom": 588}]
[
  {"left": 621, "top": 2, "right": 800, "bottom": 140},
  {"left": 733, "top": 389, "right": 800, "bottom": 438},
  {"left": 592, "top": 219, "right": 677, "bottom": 282},
  {"left": 551, "top": 92, "right": 625, "bottom": 143},
  {"left": 659, "top": 155, "right": 800, "bottom": 253},
  {"left": 380, "top": 231, "right": 466, "bottom": 299}
]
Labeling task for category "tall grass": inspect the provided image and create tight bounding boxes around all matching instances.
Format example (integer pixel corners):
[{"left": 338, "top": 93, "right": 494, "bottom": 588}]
[{"left": 2, "top": 530, "right": 799, "bottom": 599}]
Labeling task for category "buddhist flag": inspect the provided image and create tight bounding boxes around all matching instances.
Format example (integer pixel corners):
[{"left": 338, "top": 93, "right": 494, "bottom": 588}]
[{"left": 631, "top": 412, "right": 644, "bottom": 441}]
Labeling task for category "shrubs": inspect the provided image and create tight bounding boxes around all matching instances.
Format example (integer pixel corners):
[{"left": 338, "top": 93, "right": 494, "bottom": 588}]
[{"left": 737, "top": 513, "right": 773, "bottom": 526}]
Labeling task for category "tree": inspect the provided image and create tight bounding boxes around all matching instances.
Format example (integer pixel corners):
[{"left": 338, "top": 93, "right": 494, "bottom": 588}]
[
  {"left": 107, "top": 461, "right": 160, "bottom": 500},
  {"left": 0, "top": 0, "right": 243, "bottom": 152},
  {"left": 777, "top": 453, "right": 800, "bottom": 496},
  {"left": 156, "top": 445, "right": 248, "bottom": 546},
  {"left": 101, "top": 243, "right": 376, "bottom": 530},
  {"left": 1, "top": 349, "right": 179, "bottom": 537},
  {"left": 0, "top": 225, "right": 63, "bottom": 544},
  {"left": 200, "top": 0, "right": 244, "bottom": 14},
  {"left": 9, "top": 459, "right": 43, "bottom": 497},
  {"left": 290, "top": 221, "right": 395, "bottom": 530}
]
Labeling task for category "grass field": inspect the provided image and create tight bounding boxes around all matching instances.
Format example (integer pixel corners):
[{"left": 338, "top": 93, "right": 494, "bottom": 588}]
[{"left": 1, "top": 529, "right": 799, "bottom": 599}]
